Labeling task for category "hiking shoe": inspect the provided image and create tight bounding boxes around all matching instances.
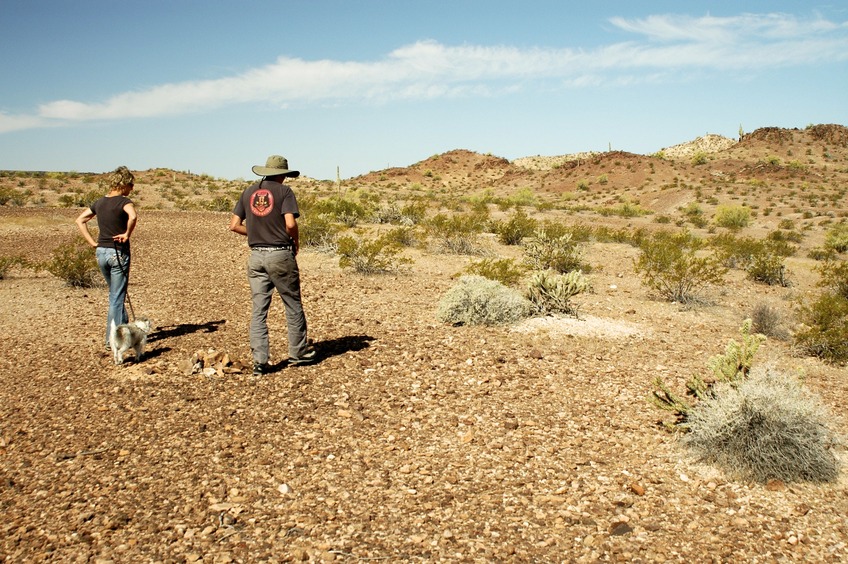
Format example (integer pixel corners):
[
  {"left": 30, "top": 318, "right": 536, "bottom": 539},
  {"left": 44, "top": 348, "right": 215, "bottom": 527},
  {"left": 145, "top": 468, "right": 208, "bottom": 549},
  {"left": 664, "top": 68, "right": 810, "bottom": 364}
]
[
  {"left": 288, "top": 349, "right": 317, "bottom": 366},
  {"left": 252, "top": 363, "right": 271, "bottom": 376}
]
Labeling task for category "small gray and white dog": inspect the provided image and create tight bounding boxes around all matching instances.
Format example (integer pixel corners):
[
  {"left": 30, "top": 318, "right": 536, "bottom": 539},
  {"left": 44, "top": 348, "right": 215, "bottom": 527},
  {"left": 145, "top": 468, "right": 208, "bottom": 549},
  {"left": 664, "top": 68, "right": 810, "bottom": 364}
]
[{"left": 109, "top": 318, "right": 152, "bottom": 365}]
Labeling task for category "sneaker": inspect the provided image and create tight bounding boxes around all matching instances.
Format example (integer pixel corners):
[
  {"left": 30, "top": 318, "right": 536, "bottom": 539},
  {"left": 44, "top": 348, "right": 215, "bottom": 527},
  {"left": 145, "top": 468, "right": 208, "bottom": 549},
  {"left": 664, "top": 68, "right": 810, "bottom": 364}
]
[
  {"left": 288, "top": 349, "right": 317, "bottom": 366},
  {"left": 252, "top": 362, "right": 271, "bottom": 376}
]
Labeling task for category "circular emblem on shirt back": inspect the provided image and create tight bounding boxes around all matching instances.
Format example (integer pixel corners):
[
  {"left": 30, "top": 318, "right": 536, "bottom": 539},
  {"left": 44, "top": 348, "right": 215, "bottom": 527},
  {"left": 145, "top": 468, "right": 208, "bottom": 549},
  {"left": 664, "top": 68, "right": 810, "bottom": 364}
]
[{"left": 250, "top": 189, "right": 274, "bottom": 217}]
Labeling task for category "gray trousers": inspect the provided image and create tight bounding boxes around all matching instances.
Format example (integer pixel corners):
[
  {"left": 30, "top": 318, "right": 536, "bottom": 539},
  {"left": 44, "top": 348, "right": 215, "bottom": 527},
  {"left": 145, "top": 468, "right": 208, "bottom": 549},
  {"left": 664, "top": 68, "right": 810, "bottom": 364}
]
[{"left": 247, "top": 249, "right": 308, "bottom": 364}]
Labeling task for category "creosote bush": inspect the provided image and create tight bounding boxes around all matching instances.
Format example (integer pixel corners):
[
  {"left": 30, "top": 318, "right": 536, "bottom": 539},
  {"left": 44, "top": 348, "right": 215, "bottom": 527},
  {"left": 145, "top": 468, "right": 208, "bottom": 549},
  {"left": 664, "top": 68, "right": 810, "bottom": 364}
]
[
  {"left": 464, "top": 257, "right": 525, "bottom": 287},
  {"left": 635, "top": 230, "right": 727, "bottom": 303},
  {"left": 437, "top": 275, "right": 531, "bottom": 326},
  {"left": 44, "top": 237, "right": 100, "bottom": 288},
  {"left": 793, "top": 292, "right": 848, "bottom": 365},
  {"left": 523, "top": 228, "right": 586, "bottom": 274},
  {"left": 0, "top": 255, "right": 28, "bottom": 279},
  {"left": 336, "top": 234, "right": 412, "bottom": 274},
  {"left": 714, "top": 205, "right": 752, "bottom": 230},
  {"left": 495, "top": 207, "right": 537, "bottom": 246},
  {"left": 683, "top": 366, "right": 840, "bottom": 483},
  {"left": 427, "top": 213, "right": 487, "bottom": 255}
]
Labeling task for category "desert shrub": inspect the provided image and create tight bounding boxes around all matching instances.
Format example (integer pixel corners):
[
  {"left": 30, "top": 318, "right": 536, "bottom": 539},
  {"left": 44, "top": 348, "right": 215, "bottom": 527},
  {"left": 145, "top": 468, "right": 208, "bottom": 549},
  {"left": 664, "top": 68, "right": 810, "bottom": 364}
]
[
  {"left": 746, "top": 248, "right": 789, "bottom": 287},
  {"left": 691, "top": 151, "right": 708, "bottom": 165},
  {"left": 495, "top": 207, "right": 537, "bottom": 246},
  {"left": 808, "top": 246, "right": 837, "bottom": 261},
  {"left": 710, "top": 233, "right": 761, "bottom": 269},
  {"left": 525, "top": 270, "right": 589, "bottom": 316},
  {"left": 312, "top": 196, "right": 370, "bottom": 227},
  {"left": 427, "top": 213, "right": 486, "bottom": 255},
  {"left": 817, "top": 260, "right": 848, "bottom": 299},
  {"left": 437, "top": 275, "right": 531, "bottom": 326},
  {"left": 714, "top": 205, "right": 751, "bottom": 230},
  {"left": 523, "top": 229, "right": 586, "bottom": 274},
  {"left": 794, "top": 292, "right": 848, "bottom": 364},
  {"left": 635, "top": 230, "right": 727, "bottom": 303},
  {"left": 465, "top": 257, "right": 526, "bottom": 287},
  {"left": 683, "top": 366, "right": 840, "bottom": 483},
  {"left": 596, "top": 202, "right": 650, "bottom": 218},
  {"left": 824, "top": 224, "right": 848, "bottom": 253},
  {"left": 205, "top": 195, "right": 234, "bottom": 212},
  {"left": 299, "top": 215, "right": 343, "bottom": 253},
  {"left": 381, "top": 226, "right": 421, "bottom": 248},
  {"left": 0, "top": 186, "right": 31, "bottom": 206},
  {"left": 44, "top": 237, "right": 100, "bottom": 288},
  {"left": 750, "top": 303, "right": 789, "bottom": 340},
  {"left": 337, "top": 234, "right": 411, "bottom": 274},
  {"left": 0, "top": 255, "right": 28, "bottom": 279}
]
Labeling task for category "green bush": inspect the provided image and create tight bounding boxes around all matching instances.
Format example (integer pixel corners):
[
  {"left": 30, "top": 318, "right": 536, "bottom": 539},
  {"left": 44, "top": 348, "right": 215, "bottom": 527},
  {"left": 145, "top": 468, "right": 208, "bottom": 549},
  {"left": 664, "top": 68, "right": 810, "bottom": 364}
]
[
  {"left": 714, "top": 205, "right": 751, "bottom": 230},
  {"left": 0, "top": 255, "right": 27, "bottom": 279},
  {"left": 427, "top": 213, "right": 486, "bottom": 255},
  {"left": 299, "top": 215, "right": 343, "bottom": 252},
  {"left": 523, "top": 229, "right": 586, "bottom": 274},
  {"left": 794, "top": 292, "right": 848, "bottom": 364},
  {"left": 337, "top": 234, "right": 411, "bottom": 274},
  {"left": 44, "top": 237, "right": 100, "bottom": 288},
  {"left": 824, "top": 224, "right": 848, "bottom": 253},
  {"left": 436, "top": 275, "right": 531, "bottom": 326},
  {"left": 495, "top": 208, "right": 537, "bottom": 246},
  {"left": 746, "top": 248, "right": 789, "bottom": 287},
  {"left": 817, "top": 260, "right": 848, "bottom": 299},
  {"left": 205, "top": 195, "right": 234, "bottom": 212},
  {"left": 312, "top": 196, "right": 370, "bottom": 227},
  {"left": 525, "top": 270, "right": 589, "bottom": 316},
  {"left": 465, "top": 257, "right": 526, "bottom": 287},
  {"left": 635, "top": 231, "right": 727, "bottom": 303},
  {"left": 683, "top": 366, "right": 840, "bottom": 483},
  {"left": 381, "top": 226, "right": 421, "bottom": 248}
]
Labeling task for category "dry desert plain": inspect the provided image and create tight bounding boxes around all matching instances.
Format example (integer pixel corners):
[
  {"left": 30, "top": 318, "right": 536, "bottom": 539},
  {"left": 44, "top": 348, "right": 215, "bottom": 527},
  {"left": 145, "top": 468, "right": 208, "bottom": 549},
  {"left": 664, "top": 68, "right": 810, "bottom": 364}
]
[{"left": 1, "top": 125, "right": 848, "bottom": 562}]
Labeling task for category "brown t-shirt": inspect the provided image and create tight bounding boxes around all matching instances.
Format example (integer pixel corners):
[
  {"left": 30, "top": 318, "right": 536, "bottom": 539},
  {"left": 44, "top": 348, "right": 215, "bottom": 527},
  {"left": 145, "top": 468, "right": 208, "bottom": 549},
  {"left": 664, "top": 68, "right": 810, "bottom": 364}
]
[
  {"left": 233, "top": 180, "right": 300, "bottom": 247},
  {"left": 90, "top": 195, "right": 133, "bottom": 248}
]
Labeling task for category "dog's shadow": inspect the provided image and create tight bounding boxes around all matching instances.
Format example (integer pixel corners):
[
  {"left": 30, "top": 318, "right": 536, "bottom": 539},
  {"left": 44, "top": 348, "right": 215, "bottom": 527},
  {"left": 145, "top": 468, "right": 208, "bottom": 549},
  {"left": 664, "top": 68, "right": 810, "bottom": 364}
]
[{"left": 147, "top": 319, "right": 226, "bottom": 344}]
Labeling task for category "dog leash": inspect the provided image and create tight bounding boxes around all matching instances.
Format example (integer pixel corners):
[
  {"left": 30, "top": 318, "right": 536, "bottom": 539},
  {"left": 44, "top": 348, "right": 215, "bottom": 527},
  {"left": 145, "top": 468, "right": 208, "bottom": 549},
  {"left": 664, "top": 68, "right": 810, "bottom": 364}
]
[{"left": 113, "top": 242, "right": 136, "bottom": 321}]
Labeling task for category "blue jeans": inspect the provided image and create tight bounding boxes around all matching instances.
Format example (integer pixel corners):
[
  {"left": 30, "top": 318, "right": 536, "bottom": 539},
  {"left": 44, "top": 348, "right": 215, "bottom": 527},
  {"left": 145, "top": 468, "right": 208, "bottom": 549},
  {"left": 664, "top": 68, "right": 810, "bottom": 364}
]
[
  {"left": 96, "top": 246, "right": 130, "bottom": 345},
  {"left": 247, "top": 248, "right": 308, "bottom": 364}
]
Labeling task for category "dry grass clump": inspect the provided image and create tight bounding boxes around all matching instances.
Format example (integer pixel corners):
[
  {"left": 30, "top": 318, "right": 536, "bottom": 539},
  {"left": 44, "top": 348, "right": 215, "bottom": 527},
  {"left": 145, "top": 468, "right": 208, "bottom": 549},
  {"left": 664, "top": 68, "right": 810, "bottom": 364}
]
[{"left": 683, "top": 366, "right": 841, "bottom": 484}]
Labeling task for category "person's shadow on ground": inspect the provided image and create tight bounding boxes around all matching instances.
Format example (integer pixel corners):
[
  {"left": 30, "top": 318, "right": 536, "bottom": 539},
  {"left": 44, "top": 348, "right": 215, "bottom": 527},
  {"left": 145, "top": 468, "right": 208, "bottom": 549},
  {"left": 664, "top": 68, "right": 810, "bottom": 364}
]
[{"left": 265, "top": 334, "right": 376, "bottom": 372}]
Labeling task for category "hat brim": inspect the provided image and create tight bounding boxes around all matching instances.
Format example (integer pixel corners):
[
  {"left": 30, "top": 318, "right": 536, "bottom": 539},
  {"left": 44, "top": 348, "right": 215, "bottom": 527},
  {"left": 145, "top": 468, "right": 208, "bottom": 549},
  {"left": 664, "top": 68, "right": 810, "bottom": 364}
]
[{"left": 252, "top": 165, "right": 300, "bottom": 177}]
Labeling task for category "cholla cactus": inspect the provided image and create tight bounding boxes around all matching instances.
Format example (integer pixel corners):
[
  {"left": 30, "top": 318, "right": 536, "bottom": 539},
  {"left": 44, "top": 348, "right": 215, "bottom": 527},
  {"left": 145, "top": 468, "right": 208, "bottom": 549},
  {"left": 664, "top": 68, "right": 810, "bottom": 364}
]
[
  {"left": 707, "top": 318, "right": 766, "bottom": 385},
  {"left": 525, "top": 269, "right": 589, "bottom": 316}
]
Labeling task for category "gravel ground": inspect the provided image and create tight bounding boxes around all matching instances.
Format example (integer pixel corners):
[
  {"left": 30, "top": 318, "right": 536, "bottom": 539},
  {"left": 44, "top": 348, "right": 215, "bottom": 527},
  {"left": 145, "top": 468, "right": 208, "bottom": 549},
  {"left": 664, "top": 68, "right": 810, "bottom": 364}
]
[{"left": 1, "top": 207, "right": 846, "bottom": 562}]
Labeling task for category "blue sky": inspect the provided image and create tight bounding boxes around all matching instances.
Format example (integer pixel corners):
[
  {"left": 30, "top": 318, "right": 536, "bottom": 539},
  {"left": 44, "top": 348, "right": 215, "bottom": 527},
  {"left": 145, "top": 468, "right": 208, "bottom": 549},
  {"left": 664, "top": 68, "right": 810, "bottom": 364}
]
[{"left": 1, "top": 1, "right": 846, "bottom": 181}]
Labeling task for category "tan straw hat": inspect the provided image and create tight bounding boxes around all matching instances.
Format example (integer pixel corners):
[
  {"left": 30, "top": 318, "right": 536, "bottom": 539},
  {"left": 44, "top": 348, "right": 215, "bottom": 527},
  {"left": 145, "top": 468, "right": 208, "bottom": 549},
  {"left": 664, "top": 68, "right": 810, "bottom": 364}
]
[{"left": 251, "top": 155, "right": 300, "bottom": 177}]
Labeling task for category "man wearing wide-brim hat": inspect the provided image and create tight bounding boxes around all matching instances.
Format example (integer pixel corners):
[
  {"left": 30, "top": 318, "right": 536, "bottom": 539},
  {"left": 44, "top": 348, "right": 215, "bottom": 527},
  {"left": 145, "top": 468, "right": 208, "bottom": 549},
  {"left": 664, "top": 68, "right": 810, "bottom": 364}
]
[{"left": 229, "top": 155, "right": 316, "bottom": 375}]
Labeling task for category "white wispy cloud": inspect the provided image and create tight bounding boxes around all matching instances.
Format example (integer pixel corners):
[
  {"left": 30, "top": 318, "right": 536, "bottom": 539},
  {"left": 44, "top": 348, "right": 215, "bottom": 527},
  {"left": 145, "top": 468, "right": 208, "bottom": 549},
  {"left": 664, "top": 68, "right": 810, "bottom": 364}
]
[{"left": 1, "top": 12, "right": 845, "bottom": 134}]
